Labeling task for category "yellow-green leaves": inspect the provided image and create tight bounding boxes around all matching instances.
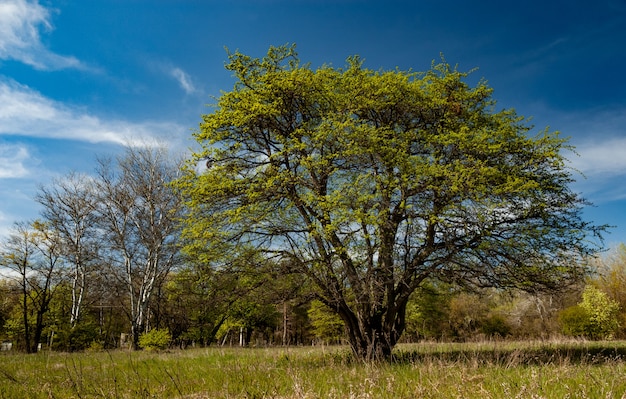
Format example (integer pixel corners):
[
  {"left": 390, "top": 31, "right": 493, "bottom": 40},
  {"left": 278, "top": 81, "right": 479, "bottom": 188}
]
[
  {"left": 178, "top": 43, "right": 602, "bottom": 273},
  {"left": 176, "top": 45, "right": 605, "bottom": 361}
]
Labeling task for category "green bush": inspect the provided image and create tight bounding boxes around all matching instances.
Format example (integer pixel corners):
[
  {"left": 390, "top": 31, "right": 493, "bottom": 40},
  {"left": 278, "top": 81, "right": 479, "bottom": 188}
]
[
  {"left": 481, "top": 314, "right": 511, "bottom": 338},
  {"left": 86, "top": 340, "right": 104, "bottom": 352},
  {"left": 51, "top": 323, "right": 99, "bottom": 351},
  {"left": 559, "top": 305, "right": 590, "bottom": 337},
  {"left": 580, "top": 285, "right": 620, "bottom": 339},
  {"left": 138, "top": 329, "right": 171, "bottom": 351},
  {"left": 559, "top": 286, "right": 621, "bottom": 340}
]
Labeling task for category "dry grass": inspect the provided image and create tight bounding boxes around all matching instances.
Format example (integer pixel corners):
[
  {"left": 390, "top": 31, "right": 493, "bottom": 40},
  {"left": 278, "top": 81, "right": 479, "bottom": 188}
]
[{"left": 1, "top": 340, "right": 626, "bottom": 398}]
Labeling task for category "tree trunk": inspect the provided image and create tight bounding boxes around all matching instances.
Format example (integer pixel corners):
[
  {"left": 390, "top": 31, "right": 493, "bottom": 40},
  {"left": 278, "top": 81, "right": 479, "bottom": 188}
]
[
  {"left": 32, "top": 309, "right": 45, "bottom": 353},
  {"left": 22, "top": 287, "right": 32, "bottom": 354},
  {"left": 340, "top": 300, "right": 407, "bottom": 362},
  {"left": 345, "top": 321, "right": 395, "bottom": 362},
  {"left": 70, "top": 263, "right": 86, "bottom": 328},
  {"left": 282, "top": 301, "right": 288, "bottom": 346},
  {"left": 131, "top": 320, "right": 141, "bottom": 350}
]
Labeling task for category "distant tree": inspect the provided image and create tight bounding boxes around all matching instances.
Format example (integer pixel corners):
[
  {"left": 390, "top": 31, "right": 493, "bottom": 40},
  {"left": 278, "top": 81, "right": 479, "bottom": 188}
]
[
  {"left": 480, "top": 313, "right": 511, "bottom": 338},
  {"left": 44, "top": 282, "right": 100, "bottom": 351},
  {"left": 0, "top": 221, "right": 63, "bottom": 352},
  {"left": 165, "top": 266, "right": 239, "bottom": 347},
  {"left": 36, "top": 172, "right": 99, "bottom": 329},
  {"left": 227, "top": 299, "right": 280, "bottom": 346},
  {"left": 178, "top": 45, "right": 605, "bottom": 361},
  {"left": 308, "top": 300, "right": 345, "bottom": 344},
  {"left": 0, "top": 280, "right": 20, "bottom": 341},
  {"left": 559, "top": 305, "right": 589, "bottom": 338},
  {"left": 503, "top": 291, "right": 569, "bottom": 338},
  {"left": 404, "top": 282, "right": 452, "bottom": 341},
  {"left": 447, "top": 292, "right": 491, "bottom": 339},
  {"left": 93, "top": 146, "right": 183, "bottom": 349}
]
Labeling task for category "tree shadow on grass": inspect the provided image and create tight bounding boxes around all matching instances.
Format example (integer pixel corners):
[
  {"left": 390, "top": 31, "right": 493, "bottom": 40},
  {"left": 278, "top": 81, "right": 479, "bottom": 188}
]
[{"left": 392, "top": 343, "right": 626, "bottom": 366}]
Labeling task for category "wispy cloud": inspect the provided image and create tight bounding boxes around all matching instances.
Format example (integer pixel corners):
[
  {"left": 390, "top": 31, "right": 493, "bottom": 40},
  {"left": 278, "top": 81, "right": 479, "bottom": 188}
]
[
  {"left": 0, "top": 78, "right": 185, "bottom": 146},
  {"left": 0, "top": 0, "right": 84, "bottom": 70},
  {"left": 0, "top": 142, "right": 30, "bottom": 178},
  {"left": 569, "top": 137, "right": 626, "bottom": 178},
  {"left": 170, "top": 66, "right": 197, "bottom": 94},
  {"left": 553, "top": 107, "right": 626, "bottom": 202},
  {"left": 558, "top": 107, "right": 626, "bottom": 174}
]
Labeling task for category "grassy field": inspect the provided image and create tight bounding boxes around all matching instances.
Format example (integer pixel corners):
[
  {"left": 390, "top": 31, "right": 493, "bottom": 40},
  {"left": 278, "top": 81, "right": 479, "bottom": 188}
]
[{"left": 2, "top": 340, "right": 626, "bottom": 398}]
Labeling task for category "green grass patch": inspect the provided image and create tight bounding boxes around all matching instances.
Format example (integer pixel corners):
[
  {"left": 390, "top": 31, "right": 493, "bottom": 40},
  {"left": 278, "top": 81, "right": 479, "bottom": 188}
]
[{"left": 1, "top": 341, "right": 626, "bottom": 398}]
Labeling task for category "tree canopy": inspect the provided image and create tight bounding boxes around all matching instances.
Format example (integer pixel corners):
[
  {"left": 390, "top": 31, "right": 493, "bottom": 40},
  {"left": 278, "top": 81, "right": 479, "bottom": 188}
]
[{"left": 177, "top": 44, "right": 605, "bottom": 361}]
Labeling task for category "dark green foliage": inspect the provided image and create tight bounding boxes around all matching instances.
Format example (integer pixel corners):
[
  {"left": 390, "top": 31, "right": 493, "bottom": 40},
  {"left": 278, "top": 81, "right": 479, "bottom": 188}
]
[
  {"left": 559, "top": 305, "right": 590, "bottom": 337},
  {"left": 50, "top": 323, "right": 100, "bottom": 351},
  {"left": 481, "top": 314, "right": 511, "bottom": 338}
]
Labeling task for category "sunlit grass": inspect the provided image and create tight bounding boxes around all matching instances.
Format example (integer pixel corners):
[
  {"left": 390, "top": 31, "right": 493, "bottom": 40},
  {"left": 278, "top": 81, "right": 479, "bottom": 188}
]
[{"left": 1, "top": 340, "right": 626, "bottom": 398}]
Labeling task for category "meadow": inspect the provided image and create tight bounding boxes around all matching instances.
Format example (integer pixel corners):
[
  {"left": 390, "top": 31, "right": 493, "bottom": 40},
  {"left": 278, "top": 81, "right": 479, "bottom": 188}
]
[{"left": 2, "top": 340, "right": 626, "bottom": 398}]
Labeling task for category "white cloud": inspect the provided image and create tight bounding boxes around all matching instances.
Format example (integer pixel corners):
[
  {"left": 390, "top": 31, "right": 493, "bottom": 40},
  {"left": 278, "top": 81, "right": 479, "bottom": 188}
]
[
  {"left": 0, "top": 0, "right": 84, "bottom": 70},
  {"left": 170, "top": 67, "right": 196, "bottom": 94},
  {"left": 560, "top": 126, "right": 626, "bottom": 203},
  {"left": 555, "top": 107, "right": 626, "bottom": 179},
  {"left": 0, "top": 78, "right": 185, "bottom": 146},
  {"left": 568, "top": 137, "right": 626, "bottom": 178},
  {"left": 565, "top": 136, "right": 626, "bottom": 202},
  {"left": 0, "top": 142, "right": 30, "bottom": 178}
]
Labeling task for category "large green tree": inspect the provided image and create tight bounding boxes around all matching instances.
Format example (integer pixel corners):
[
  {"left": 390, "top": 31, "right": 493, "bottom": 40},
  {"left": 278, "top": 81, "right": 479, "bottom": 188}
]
[{"left": 178, "top": 45, "right": 605, "bottom": 361}]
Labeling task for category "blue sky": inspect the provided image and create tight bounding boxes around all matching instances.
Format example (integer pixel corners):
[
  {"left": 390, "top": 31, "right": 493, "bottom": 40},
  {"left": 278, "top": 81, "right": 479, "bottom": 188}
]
[{"left": 0, "top": 0, "right": 625, "bottom": 248}]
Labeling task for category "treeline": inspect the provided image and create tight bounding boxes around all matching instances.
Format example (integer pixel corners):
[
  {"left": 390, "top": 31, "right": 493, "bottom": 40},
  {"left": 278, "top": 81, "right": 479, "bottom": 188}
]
[
  {"left": 0, "top": 146, "right": 622, "bottom": 352},
  {"left": 0, "top": 147, "right": 181, "bottom": 352}
]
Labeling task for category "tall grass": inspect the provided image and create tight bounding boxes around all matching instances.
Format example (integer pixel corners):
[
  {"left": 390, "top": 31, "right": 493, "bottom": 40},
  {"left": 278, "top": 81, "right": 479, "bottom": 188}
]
[{"left": 1, "top": 340, "right": 626, "bottom": 398}]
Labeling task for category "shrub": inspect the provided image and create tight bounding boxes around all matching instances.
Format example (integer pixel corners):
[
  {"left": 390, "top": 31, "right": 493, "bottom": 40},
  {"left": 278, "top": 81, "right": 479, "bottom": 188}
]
[
  {"left": 86, "top": 340, "right": 104, "bottom": 352},
  {"left": 559, "top": 305, "right": 590, "bottom": 337},
  {"left": 481, "top": 314, "right": 511, "bottom": 338},
  {"left": 138, "top": 329, "right": 171, "bottom": 351},
  {"left": 559, "top": 286, "right": 620, "bottom": 340},
  {"left": 52, "top": 323, "right": 99, "bottom": 351},
  {"left": 580, "top": 285, "right": 620, "bottom": 339}
]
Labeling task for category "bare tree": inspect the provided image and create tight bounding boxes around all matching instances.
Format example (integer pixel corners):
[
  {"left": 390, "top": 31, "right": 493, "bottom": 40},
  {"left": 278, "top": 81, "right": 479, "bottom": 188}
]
[
  {"left": 36, "top": 172, "right": 99, "bottom": 328},
  {"left": 94, "top": 146, "right": 183, "bottom": 348}
]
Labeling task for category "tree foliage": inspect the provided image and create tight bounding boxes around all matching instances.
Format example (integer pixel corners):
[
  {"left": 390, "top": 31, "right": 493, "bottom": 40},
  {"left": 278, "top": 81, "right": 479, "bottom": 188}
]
[
  {"left": 308, "top": 300, "right": 345, "bottom": 344},
  {"left": 138, "top": 328, "right": 171, "bottom": 351},
  {"left": 404, "top": 282, "right": 452, "bottom": 340},
  {"left": 177, "top": 44, "right": 604, "bottom": 361},
  {"left": 0, "top": 221, "right": 63, "bottom": 352},
  {"left": 560, "top": 285, "right": 620, "bottom": 339},
  {"left": 589, "top": 244, "right": 626, "bottom": 335},
  {"left": 579, "top": 285, "right": 620, "bottom": 339}
]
